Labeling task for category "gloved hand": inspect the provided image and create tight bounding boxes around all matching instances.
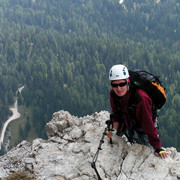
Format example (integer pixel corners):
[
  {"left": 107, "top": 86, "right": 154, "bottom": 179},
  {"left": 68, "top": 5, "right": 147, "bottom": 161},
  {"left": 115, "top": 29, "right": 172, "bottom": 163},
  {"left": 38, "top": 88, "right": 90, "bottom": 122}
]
[
  {"left": 154, "top": 148, "right": 168, "bottom": 159},
  {"left": 106, "top": 128, "right": 117, "bottom": 138}
]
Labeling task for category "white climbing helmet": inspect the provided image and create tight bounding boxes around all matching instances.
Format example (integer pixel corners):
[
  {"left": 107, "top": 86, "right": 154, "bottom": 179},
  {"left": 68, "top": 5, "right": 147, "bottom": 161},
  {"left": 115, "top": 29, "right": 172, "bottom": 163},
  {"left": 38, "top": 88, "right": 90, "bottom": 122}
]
[{"left": 109, "top": 64, "right": 129, "bottom": 81}]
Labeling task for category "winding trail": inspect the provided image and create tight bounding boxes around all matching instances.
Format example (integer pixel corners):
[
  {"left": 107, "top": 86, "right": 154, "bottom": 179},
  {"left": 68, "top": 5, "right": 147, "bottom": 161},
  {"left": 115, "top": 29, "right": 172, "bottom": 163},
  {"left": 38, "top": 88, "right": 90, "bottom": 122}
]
[{"left": 0, "top": 86, "right": 24, "bottom": 149}]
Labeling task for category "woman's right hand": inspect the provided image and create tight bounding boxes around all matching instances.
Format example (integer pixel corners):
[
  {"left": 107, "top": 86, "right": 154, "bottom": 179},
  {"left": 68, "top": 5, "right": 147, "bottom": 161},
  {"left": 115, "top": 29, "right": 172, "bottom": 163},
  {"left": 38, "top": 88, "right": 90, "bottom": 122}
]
[{"left": 107, "top": 131, "right": 113, "bottom": 138}]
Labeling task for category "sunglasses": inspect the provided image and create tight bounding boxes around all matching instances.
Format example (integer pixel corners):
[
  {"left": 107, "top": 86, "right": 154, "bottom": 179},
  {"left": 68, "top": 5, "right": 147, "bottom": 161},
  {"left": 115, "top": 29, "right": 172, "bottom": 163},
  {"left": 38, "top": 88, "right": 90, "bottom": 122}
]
[{"left": 111, "top": 81, "right": 127, "bottom": 88}]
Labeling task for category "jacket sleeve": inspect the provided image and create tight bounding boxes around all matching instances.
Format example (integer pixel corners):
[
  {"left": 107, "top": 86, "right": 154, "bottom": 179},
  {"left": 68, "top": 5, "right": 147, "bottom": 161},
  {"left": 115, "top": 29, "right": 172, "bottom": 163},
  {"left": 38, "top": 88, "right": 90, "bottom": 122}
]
[{"left": 135, "top": 92, "right": 161, "bottom": 150}]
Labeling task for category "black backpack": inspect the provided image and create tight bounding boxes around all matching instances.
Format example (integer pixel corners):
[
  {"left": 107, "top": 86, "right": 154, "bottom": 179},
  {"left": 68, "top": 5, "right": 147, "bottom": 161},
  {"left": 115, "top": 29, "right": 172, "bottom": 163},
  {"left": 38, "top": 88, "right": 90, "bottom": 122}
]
[{"left": 129, "top": 69, "right": 166, "bottom": 110}]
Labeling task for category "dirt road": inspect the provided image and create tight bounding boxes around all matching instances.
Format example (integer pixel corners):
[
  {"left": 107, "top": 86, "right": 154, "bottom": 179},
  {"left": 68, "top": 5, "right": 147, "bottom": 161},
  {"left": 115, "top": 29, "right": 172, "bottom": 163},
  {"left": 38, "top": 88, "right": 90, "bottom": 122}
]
[{"left": 0, "top": 86, "right": 24, "bottom": 149}]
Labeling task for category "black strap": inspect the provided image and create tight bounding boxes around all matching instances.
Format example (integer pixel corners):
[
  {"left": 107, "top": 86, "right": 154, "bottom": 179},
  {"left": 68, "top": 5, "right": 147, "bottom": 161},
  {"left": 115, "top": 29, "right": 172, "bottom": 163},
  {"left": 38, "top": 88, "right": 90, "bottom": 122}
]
[{"left": 128, "top": 87, "right": 142, "bottom": 118}]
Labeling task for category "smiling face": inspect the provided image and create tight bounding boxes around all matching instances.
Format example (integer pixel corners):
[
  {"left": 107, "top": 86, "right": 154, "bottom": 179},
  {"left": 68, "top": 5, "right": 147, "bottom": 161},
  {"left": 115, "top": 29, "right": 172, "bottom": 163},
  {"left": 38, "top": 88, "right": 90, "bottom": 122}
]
[{"left": 111, "top": 79, "right": 128, "bottom": 97}]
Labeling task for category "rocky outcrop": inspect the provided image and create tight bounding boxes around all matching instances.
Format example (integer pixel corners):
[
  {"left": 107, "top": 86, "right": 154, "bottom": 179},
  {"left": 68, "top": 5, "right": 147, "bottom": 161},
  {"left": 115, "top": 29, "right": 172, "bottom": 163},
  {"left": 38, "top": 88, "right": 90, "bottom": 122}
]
[{"left": 0, "top": 110, "right": 180, "bottom": 180}]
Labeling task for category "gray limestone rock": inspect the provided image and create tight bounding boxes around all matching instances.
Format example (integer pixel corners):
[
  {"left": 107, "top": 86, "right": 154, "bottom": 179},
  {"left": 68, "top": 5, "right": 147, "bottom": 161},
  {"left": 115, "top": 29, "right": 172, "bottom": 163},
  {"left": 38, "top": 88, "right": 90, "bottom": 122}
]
[{"left": 0, "top": 110, "right": 180, "bottom": 180}]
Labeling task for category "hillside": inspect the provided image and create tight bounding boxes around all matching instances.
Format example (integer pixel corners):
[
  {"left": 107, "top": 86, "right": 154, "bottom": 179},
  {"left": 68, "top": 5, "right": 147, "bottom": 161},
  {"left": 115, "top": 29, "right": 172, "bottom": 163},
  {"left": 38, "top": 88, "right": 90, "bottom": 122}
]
[{"left": 0, "top": 0, "right": 179, "bottom": 154}]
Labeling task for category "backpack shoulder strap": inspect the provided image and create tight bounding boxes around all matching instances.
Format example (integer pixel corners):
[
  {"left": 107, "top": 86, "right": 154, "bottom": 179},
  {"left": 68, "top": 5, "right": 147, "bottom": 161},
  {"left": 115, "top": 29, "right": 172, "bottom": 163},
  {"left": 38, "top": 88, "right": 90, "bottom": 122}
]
[
  {"left": 128, "top": 87, "right": 142, "bottom": 117},
  {"left": 129, "top": 87, "right": 142, "bottom": 105},
  {"left": 129, "top": 87, "right": 157, "bottom": 119}
]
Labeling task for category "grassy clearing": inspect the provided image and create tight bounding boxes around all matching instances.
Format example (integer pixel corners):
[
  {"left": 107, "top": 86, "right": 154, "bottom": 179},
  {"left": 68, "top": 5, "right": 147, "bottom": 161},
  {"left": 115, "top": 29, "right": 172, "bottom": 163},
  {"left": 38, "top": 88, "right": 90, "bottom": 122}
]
[{"left": 8, "top": 105, "right": 38, "bottom": 148}]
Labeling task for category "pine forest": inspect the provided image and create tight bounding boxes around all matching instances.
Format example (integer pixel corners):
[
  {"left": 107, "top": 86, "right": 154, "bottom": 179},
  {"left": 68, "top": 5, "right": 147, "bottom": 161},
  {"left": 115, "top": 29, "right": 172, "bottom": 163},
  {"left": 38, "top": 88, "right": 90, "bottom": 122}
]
[{"left": 0, "top": 0, "right": 179, "bottom": 154}]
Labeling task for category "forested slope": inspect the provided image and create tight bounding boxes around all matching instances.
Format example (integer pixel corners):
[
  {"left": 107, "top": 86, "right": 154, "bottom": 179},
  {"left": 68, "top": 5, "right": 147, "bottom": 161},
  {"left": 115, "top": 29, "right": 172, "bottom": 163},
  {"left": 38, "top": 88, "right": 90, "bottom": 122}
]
[{"left": 0, "top": 0, "right": 179, "bottom": 153}]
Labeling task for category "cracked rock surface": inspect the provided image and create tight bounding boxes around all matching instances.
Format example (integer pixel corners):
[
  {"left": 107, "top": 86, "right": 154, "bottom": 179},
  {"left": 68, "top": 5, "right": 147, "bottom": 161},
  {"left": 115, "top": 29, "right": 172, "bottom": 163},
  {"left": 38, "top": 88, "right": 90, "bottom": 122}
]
[{"left": 0, "top": 110, "right": 180, "bottom": 180}]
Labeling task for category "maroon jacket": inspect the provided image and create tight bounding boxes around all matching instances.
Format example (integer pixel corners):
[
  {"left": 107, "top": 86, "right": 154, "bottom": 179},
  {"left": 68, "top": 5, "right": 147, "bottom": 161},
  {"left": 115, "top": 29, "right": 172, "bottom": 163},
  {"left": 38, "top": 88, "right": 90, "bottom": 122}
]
[{"left": 110, "top": 88, "right": 161, "bottom": 150}]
